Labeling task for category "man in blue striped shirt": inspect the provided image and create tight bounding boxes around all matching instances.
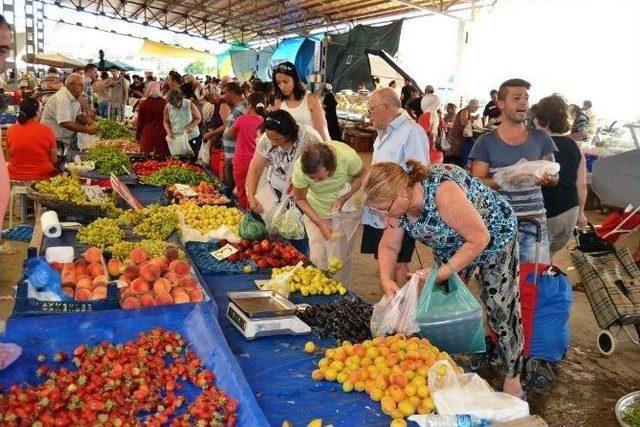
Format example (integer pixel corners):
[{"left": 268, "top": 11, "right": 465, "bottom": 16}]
[
  {"left": 470, "top": 79, "right": 558, "bottom": 263},
  {"left": 221, "top": 82, "right": 247, "bottom": 188},
  {"left": 360, "top": 88, "right": 429, "bottom": 286}
]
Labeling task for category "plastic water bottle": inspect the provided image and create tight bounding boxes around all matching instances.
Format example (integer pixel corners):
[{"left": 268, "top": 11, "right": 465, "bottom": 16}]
[{"left": 421, "top": 414, "right": 490, "bottom": 427}]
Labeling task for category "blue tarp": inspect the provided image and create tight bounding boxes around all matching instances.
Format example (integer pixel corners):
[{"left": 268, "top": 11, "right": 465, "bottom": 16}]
[
  {"left": 256, "top": 46, "right": 275, "bottom": 81},
  {"left": 1, "top": 303, "right": 269, "bottom": 427},
  {"left": 231, "top": 47, "right": 258, "bottom": 82},
  {"left": 269, "top": 37, "right": 317, "bottom": 83},
  {"left": 198, "top": 271, "right": 391, "bottom": 426}
]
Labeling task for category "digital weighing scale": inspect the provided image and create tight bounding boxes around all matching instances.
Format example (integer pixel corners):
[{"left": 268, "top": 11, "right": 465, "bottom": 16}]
[{"left": 226, "top": 291, "right": 311, "bottom": 340}]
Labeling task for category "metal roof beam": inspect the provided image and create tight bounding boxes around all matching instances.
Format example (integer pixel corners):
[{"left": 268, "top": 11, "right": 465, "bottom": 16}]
[{"left": 390, "top": 0, "right": 461, "bottom": 19}]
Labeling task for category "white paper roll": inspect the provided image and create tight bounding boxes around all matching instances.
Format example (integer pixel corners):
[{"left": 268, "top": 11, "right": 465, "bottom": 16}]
[{"left": 41, "top": 210, "right": 62, "bottom": 238}]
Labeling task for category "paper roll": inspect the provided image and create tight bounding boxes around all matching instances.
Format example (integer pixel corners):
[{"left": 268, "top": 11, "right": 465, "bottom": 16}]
[{"left": 41, "top": 210, "right": 62, "bottom": 238}]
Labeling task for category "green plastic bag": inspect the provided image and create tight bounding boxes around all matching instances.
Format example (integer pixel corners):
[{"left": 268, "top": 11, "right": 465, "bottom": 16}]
[
  {"left": 416, "top": 269, "right": 486, "bottom": 354},
  {"left": 239, "top": 211, "right": 267, "bottom": 241}
]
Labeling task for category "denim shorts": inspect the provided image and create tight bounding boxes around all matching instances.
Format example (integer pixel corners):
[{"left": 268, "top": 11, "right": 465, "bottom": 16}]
[{"left": 518, "top": 219, "right": 550, "bottom": 264}]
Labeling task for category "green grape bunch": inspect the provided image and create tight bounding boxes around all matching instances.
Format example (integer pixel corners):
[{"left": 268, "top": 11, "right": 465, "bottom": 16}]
[{"left": 77, "top": 218, "right": 125, "bottom": 250}]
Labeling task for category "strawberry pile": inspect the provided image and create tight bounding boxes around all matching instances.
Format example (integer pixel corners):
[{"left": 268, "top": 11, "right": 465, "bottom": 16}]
[
  {"left": 0, "top": 328, "right": 238, "bottom": 427},
  {"left": 133, "top": 160, "right": 204, "bottom": 177},
  {"left": 222, "top": 239, "right": 308, "bottom": 269}
]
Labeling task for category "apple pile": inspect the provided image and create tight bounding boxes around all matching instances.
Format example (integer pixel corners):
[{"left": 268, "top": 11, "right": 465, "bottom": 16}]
[
  {"left": 220, "top": 239, "right": 308, "bottom": 270},
  {"left": 50, "top": 247, "right": 111, "bottom": 301},
  {"left": 107, "top": 246, "right": 205, "bottom": 309}
]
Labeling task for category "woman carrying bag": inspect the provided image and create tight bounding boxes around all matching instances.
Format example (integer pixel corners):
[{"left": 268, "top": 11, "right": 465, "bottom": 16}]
[
  {"left": 291, "top": 142, "right": 364, "bottom": 284},
  {"left": 364, "top": 160, "right": 524, "bottom": 398},
  {"left": 245, "top": 110, "right": 322, "bottom": 254},
  {"left": 163, "top": 88, "right": 202, "bottom": 156}
]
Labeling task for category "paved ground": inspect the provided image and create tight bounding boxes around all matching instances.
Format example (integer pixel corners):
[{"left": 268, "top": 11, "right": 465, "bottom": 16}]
[{"left": 1, "top": 153, "right": 639, "bottom": 425}]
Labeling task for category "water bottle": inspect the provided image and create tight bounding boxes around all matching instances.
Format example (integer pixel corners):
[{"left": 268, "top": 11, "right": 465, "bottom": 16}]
[{"left": 421, "top": 414, "right": 490, "bottom": 427}]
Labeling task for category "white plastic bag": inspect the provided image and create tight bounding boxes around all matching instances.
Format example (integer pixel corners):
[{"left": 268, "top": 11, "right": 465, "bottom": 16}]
[
  {"left": 255, "top": 174, "right": 279, "bottom": 223},
  {"left": 493, "top": 159, "right": 560, "bottom": 190},
  {"left": 168, "top": 133, "right": 195, "bottom": 157},
  {"left": 0, "top": 343, "right": 22, "bottom": 370},
  {"left": 77, "top": 133, "right": 98, "bottom": 151},
  {"left": 197, "top": 140, "right": 211, "bottom": 167},
  {"left": 327, "top": 209, "right": 362, "bottom": 284},
  {"left": 370, "top": 273, "right": 421, "bottom": 337},
  {"left": 266, "top": 196, "right": 305, "bottom": 240},
  {"left": 427, "top": 360, "right": 529, "bottom": 422}
]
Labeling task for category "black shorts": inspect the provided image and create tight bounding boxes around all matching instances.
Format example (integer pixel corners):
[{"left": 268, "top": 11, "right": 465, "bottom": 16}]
[{"left": 360, "top": 224, "right": 415, "bottom": 263}]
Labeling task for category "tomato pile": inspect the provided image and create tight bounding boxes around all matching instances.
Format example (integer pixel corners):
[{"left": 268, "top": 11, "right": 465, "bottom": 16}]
[
  {"left": 0, "top": 328, "right": 238, "bottom": 427},
  {"left": 133, "top": 160, "right": 204, "bottom": 177},
  {"left": 220, "top": 239, "right": 308, "bottom": 269}
]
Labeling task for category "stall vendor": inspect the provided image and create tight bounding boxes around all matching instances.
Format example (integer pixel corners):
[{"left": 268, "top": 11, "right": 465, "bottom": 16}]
[{"left": 364, "top": 160, "right": 524, "bottom": 398}]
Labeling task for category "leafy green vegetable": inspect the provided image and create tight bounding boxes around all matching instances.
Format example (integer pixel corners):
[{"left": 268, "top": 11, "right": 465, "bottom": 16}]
[
  {"left": 95, "top": 119, "right": 134, "bottom": 140},
  {"left": 624, "top": 400, "right": 640, "bottom": 427},
  {"left": 140, "top": 166, "right": 218, "bottom": 187},
  {"left": 85, "top": 144, "right": 133, "bottom": 175}
]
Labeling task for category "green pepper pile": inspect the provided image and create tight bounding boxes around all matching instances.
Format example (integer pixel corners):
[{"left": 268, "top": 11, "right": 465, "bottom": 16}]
[
  {"left": 85, "top": 144, "right": 132, "bottom": 175},
  {"left": 95, "top": 118, "right": 134, "bottom": 140},
  {"left": 140, "top": 166, "right": 218, "bottom": 187}
]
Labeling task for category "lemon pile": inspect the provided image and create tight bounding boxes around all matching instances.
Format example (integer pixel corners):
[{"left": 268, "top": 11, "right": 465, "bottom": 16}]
[
  {"left": 311, "top": 334, "right": 462, "bottom": 421},
  {"left": 272, "top": 265, "right": 347, "bottom": 296},
  {"left": 169, "top": 203, "right": 243, "bottom": 235}
]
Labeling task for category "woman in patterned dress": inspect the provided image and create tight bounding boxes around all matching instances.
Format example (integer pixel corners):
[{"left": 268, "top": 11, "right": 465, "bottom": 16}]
[{"left": 363, "top": 159, "right": 524, "bottom": 398}]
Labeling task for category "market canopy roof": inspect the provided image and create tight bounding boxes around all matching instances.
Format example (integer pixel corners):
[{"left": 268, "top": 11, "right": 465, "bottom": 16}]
[
  {"left": 92, "top": 59, "right": 137, "bottom": 71},
  {"left": 139, "top": 40, "right": 215, "bottom": 61},
  {"left": 44, "top": 0, "right": 471, "bottom": 44},
  {"left": 21, "top": 53, "right": 86, "bottom": 69}
]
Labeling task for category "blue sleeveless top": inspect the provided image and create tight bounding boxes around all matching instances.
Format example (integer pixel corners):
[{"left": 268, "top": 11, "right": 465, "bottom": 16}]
[{"left": 400, "top": 164, "right": 517, "bottom": 265}]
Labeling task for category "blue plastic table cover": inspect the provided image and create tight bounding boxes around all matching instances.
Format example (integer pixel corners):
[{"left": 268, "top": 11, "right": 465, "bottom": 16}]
[
  {"left": 0, "top": 303, "right": 269, "bottom": 426},
  {"left": 198, "top": 271, "right": 391, "bottom": 427}
]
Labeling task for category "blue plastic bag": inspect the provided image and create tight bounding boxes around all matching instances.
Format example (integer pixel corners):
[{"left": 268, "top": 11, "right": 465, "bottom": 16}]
[
  {"left": 416, "top": 269, "right": 486, "bottom": 354},
  {"left": 24, "top": 258, "right": 71, "bottom": 301}
]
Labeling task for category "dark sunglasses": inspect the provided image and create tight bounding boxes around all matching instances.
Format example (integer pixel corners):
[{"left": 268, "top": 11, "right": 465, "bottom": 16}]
[
  {"left": 274, "top": 63, "right": 294, "bottom": 72},
  {"left": 265, "top": 116, "right": 281, "bottom": 125}
]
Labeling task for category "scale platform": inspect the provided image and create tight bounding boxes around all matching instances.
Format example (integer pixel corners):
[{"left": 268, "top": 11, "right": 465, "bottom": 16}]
[{"left": 226, "top": 291, "right": 311, "bottom": 340}]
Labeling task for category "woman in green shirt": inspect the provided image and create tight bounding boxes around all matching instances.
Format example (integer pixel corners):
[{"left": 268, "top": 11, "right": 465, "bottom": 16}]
[{"left": 291, "top": 142, "right": 365, "bottom": 284}]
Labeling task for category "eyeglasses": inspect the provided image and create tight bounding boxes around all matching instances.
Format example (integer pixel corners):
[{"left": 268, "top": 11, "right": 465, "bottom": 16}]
[
  {"left": 367, "top": 103, "right": 388, "bottom": 114},
  {"left": 369, "top": 195, "right": 408, "bottom": 217},
  {"left": 265, "top": 116, "right": 282, "bottom": 125}
]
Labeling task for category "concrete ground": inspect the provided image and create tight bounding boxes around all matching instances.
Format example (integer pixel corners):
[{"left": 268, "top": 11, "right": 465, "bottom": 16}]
[{"left": 1, "top": 152, "right": 639, "bottom": 426}]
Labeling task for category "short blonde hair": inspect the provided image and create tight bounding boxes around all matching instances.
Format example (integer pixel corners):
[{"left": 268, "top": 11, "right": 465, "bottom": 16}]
[{"left": 364, "top": 160, "right": 431, "bottom": 204}]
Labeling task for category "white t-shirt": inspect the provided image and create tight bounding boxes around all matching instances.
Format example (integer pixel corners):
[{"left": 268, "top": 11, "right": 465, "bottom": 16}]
[
  {"left": 40, "top": 87, "right": 82, "bottom": 147},
  {"left": 256, "top": 124, "right": 322, "bottom": 193}
]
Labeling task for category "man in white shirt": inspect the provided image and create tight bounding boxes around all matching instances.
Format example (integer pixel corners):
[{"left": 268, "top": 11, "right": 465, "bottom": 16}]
[
  {"left": 360, "top": 88, "right": 429, "bottom": 287},
  {"left": 41, "top": 73, "right": 96, "bottom": 151},
  {"left": 107, "top": 66, "right": 128, "bottom": 121}
]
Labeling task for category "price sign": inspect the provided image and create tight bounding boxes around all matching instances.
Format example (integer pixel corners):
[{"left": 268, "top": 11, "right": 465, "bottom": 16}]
[
  {"left": 174, "top": 183, "right": 198, "bottom": 197},
  {"left": 82, "top": 185, "right": 108, "bottom": 202},
  {"left": 210, "top": 244, "right": 238, "bottom": 261},
  {"left": 110, "top": 173, "right": 143, "bottom": 210}
]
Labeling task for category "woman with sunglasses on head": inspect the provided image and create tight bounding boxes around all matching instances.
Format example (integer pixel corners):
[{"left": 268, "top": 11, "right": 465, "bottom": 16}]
[
  {"left": 271, "top": 61, "right": 330, "bottom": 141},
  {"left": 245, "top": 110, "right": 322, "bottom": 254},
  {"left": 364, "top": 160, "right": 524, "bottom": 398}
]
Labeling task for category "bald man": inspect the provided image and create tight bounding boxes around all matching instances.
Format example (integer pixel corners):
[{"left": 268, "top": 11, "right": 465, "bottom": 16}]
[
  {"left": 41, "top": 73, "right": 97, "bottom": 151},
  {"left": 361, "top": 87, "right": 429, "bottom": 288}
]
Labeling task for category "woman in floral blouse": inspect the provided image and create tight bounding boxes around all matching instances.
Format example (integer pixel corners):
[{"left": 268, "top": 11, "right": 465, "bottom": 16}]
[{"left": 364, "top": 159, "right": 523, "bottom": 398}]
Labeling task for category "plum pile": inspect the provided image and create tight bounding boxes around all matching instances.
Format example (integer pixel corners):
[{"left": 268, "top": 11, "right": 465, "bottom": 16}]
[{"left": 297, "top": 296, "right": 373, "bottom": 343}]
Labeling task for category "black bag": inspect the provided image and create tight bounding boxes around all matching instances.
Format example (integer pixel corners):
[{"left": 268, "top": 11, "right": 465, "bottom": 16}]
[{"left": 573, "top": 222, "right": 614, "bottom": 253}]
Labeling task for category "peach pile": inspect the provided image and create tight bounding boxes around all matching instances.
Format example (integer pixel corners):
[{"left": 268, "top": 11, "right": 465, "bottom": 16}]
[
  {"left": 49, "top": 247, "right": 110, "bottom": 301},
  {"left": 108, "top": 246, "right": 205, "bottom": 309}
]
